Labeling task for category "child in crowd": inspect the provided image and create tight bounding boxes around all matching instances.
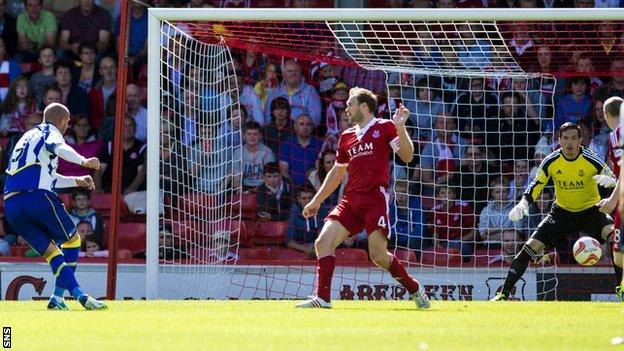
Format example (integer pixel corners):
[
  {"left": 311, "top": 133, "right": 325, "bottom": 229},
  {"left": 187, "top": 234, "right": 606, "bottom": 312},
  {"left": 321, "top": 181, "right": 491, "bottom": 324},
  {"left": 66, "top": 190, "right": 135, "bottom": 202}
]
[
  {"left": 0, "top": 76, "right": 38, "bottom": 135},
  {"left": 285, "top": 186, "right": 328, "bottom": 257},
  {"left": 428, "top": 184, "right": 475, "bottom": 257},
  {"left": 254, "top": 62, "right": 279, "bottom": 111},
  {"left": 29, "top": 45, "right": 57, "bottom": 105},
  {"left": 256, "top": 162, "right": 292, "bottom": 221},
  {"left": 479, "top": 176, "right": 521, "bottom": 243},
  {"left": 79, "top": 234, "right": 108, "bottom": 258},
  {"left": 69, "top": 188, "right": 103, "bottom": 236}
]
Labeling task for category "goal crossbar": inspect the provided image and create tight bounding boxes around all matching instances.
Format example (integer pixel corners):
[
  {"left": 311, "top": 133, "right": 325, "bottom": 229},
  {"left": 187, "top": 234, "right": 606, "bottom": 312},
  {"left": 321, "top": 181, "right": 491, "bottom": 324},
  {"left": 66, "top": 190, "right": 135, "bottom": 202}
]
[{"left": 148, "top": 8, "right": 624, "bottom": 21}]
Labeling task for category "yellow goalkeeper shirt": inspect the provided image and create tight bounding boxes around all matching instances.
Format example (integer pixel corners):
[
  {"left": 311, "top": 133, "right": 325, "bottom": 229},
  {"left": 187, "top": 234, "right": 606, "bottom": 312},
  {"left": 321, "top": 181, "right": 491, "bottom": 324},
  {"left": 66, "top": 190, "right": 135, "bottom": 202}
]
[{"left": 524, "top": 146, "right": 614, "bottom": 212}]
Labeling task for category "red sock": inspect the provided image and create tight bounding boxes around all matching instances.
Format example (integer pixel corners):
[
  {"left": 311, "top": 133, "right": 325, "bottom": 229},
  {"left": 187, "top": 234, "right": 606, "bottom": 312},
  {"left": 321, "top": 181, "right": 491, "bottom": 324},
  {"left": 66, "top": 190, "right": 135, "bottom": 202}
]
[
  {"left": 388, "top": 254, "right": 420, "bottom": 294},
  {"left": 316, "top": 253, "right": 335, "bottom": 302}
]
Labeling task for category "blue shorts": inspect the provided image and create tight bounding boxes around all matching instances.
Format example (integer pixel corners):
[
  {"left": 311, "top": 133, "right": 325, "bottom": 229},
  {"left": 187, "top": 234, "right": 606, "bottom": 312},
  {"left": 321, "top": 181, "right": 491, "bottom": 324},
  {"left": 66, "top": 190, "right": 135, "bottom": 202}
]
[{"left": 4, "top": 190, "right": 76, "bottom": 255}]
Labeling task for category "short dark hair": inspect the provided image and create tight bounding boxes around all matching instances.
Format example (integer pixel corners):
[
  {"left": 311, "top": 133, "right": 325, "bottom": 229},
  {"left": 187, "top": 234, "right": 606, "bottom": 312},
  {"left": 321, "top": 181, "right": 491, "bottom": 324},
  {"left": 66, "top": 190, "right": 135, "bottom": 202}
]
[
  {"left": 541, "top": 187, "right": 553, "bottom": 198},
  {"left": 435, "top": 183, "right": 457, "bottom": 196},
  {"left": 470, "top": 76, "right": 485, "bottom": 85},
  {"left": 77, "top": 220, "right": 93, "bottom": 229},
  {"left": 159, "top": 223, "right": 173, "bottom": 234},
  {"left": 84, "top": 234, "right": 101, "bottom": 244},
  {"left": 569, "top": 76, "right": 590, "bottom": 86},
  {"left": 23, "top": 0, "right": 44, "bottom": 6},
  {"left": 297, "top": 185, "right": 315, "bottom": 198},
  {"left": 416, "top": 76, "right": 429, "bottom": 88},
  {"left": 71, "top": 188, "right": 91, "bottom": 200},
  {"left": 78, "top": 41, "right": 97, "bottom": 55},
  {"left": 54, "top": 60, "right": 73, "bottom": 76},
  {"left": 559, "top": 122, "right": 581, "bottom": 136},
  {"left": 243, "top": 120, "right": 261, "bottom": 133},
  {"left": 490, "top": 175, "right": 509, "bottom": 188},
  {"left": 38, "top": 44, "right": 55, "bottom": 57},
  {"left": 44, "top": 84, "right": 62, "bottom": 97},
  {"left": 125, "top": 114, "right": 137, "bottom": 128},
  {"left": 270, "top": 96, "right": 291, "bottom": 114},
  {"left": 500, "top": 91, "right": 518, "bottom": 102},
  {"left": 229, "top": 104, "right": 248, "bottom": 120},
  {"left": 263, "top": 161, "right": 280, "bottom": 175}
]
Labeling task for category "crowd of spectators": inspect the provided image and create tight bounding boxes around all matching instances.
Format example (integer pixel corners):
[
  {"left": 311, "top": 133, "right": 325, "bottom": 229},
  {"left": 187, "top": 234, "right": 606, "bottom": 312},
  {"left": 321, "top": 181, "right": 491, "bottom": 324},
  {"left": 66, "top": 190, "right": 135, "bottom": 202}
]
[
  {"left": 0, "top": 0, "right": 153, "bottom": 257},
  {"left": 171, "top": 9, "right": 621, "bottom": 264}
]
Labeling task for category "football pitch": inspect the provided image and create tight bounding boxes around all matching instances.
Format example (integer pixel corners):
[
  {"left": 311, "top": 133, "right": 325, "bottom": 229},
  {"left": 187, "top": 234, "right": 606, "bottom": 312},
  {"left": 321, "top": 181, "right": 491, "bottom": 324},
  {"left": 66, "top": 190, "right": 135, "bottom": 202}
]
[{"left": 0, "top": 300, "right": 622, "bottom": 351}]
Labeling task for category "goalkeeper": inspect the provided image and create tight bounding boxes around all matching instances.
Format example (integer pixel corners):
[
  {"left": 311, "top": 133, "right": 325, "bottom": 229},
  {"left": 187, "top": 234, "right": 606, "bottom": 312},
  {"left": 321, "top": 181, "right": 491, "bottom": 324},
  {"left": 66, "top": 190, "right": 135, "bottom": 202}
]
[{"left": 492, "top": 122, "right": 617, "bottom": 301}]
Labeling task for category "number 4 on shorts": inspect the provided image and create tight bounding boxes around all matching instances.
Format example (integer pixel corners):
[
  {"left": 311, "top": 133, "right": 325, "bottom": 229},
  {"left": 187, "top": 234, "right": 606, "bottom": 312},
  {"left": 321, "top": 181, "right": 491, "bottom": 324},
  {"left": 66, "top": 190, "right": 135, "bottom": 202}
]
[{"left": 378, "top": 216, "right": 387, "bottom": 228}]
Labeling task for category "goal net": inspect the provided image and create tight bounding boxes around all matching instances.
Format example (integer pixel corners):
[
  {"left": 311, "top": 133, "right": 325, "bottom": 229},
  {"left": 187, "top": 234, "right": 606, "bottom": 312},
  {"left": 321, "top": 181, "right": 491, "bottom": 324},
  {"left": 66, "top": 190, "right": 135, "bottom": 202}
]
[{"left": 147, "top": 9, "right": 623, "bottom": 301}]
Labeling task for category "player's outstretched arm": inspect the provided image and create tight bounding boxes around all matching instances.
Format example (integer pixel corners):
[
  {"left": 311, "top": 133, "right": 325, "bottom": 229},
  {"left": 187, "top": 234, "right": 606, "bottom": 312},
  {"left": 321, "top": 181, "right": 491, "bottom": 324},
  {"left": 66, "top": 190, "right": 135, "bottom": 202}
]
[
  {"left": 302, "top": 165, "right": 347, "bottom": 218},
  {"left": 392, "top": 103, "right": 414, "bottom": 163},
  {"left": 55, "top": 174, "right": 94, "bottom": 190},
  {"left": 53, "top": 142, "right": 88, "bottom": 165}
]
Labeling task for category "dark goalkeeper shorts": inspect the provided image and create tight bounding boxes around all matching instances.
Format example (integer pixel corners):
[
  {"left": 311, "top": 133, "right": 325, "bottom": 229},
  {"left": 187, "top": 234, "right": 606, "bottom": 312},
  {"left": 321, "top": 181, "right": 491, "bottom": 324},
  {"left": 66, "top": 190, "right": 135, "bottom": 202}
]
[{"left": 531, "top": 203, "right": 613, "bottom": 248}]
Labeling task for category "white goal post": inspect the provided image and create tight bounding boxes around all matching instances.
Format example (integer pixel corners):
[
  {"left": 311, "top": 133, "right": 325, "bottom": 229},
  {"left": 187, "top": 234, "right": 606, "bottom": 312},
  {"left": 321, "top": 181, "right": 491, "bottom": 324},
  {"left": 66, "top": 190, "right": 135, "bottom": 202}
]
[{"left": 146, "top": 8, "right": 624, "bottom": 300}]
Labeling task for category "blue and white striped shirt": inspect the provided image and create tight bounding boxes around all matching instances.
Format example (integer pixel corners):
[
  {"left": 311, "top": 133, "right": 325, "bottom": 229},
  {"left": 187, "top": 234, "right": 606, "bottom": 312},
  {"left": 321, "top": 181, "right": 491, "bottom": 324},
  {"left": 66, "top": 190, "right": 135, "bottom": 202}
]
[{"left": 4, "top": 123, "right": 86, "bottom": 194}]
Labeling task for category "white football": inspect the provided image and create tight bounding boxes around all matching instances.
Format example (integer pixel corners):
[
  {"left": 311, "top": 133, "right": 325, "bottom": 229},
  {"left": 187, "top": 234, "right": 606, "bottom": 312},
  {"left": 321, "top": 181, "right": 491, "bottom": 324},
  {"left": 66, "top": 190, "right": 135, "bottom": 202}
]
[{"left": 573, "top": 236, "right": 602, "bottom": 266}]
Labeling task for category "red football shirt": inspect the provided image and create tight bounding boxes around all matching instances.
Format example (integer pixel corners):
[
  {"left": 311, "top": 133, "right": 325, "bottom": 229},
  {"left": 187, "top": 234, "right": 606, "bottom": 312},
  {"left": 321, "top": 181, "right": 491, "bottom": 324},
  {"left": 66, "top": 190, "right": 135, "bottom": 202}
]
[
  {"left": 428, "top": 201, "right": 475, "bottom": 241},
  {"left": 335, "top": 118, "right": 400, "bottom": 193},
  {"left": 607, "top": 126, "right": 622, "bottom": 178}
]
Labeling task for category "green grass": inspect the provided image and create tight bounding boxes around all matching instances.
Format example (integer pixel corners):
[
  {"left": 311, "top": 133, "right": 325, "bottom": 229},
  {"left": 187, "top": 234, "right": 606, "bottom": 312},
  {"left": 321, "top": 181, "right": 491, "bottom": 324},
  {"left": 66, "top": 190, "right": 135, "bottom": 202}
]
[{"left": 0, "top": 300, "right": 622, "bottom": 351}]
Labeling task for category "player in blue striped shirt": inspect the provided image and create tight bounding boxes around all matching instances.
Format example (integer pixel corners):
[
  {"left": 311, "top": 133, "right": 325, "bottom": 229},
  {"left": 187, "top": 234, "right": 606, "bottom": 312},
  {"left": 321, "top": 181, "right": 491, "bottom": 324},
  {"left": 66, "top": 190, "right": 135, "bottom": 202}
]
[{"left": 4, "top": 103, "right": 107, "bottom": 310}]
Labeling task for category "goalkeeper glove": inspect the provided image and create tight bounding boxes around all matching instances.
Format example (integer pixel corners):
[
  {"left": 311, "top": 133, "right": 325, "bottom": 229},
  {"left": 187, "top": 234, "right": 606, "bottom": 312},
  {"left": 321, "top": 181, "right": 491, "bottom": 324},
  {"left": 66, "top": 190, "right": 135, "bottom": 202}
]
[
  {"left": 508, "top": 198, "right": 529, "bottom": 222},
  {"left": 592, "top": 174, "right": 617, "bottom": 188}
]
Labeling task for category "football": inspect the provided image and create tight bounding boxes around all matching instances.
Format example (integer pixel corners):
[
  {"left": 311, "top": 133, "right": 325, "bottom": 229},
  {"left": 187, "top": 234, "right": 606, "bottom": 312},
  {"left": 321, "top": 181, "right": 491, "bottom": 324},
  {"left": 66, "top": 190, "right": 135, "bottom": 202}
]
[{"left": 573, "top": 236, "right": 602, "bottom": 266}]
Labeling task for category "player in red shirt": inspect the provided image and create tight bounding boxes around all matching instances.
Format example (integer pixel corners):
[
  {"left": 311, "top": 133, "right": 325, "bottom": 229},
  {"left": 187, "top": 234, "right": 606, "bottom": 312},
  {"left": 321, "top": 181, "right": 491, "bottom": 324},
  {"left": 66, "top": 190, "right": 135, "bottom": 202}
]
[
  {"left": 296, "top": 87, "right": 430, "bottom": 309},
  {"left": 597, "top": 96, "right": 624, "bottom": 298}
]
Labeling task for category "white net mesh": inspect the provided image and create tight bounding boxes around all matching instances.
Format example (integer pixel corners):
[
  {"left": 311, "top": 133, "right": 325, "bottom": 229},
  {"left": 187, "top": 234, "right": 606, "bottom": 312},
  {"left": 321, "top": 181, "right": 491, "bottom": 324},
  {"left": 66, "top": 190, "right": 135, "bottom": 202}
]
[
  {"left": 329, "top": 21, "right": 524, "bottom": 76},
  {"left": 158, "top": 22, "right": 242, "bottom": 299},
  {"left": 151, "top": 16, "right": 620, "bottom": 301},
  {"left": 386, "top": 71, "right": 559, "bottom": 300}
]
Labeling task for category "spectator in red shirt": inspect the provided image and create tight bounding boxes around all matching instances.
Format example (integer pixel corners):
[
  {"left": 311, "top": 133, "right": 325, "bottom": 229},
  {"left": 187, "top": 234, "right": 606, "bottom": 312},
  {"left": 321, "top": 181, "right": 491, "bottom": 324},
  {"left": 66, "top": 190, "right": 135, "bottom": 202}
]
[{"left": 428, "top": 184, "right": 475, "bottom": 257}]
